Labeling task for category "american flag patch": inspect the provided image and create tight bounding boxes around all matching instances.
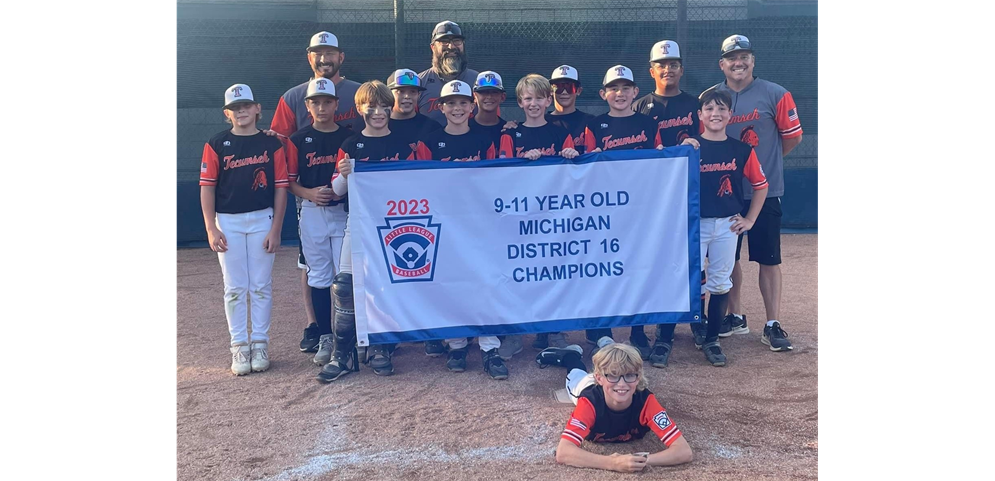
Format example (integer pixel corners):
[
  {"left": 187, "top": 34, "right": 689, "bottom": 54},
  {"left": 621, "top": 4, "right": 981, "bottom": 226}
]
[
  {"left": 200, "top": 161, "right": 207, "bottom": 173},
  {"left": 788, "top": 108, "right": 798, "bottom": 122},
  {"left": 569, "top": 418, "right": 588, "bottom": 431}
]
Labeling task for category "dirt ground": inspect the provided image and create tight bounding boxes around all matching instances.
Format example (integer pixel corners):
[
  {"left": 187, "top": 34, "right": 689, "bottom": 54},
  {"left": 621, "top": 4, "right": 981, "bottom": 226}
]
[{"left": 177, "top": 234, "right": 817, "bottom": 481}]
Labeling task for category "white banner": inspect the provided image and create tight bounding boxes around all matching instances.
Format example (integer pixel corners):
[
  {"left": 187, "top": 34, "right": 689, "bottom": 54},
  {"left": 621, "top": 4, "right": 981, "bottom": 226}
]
[{"left": 349, "top": 147, "right": 701, "bottom": 346}]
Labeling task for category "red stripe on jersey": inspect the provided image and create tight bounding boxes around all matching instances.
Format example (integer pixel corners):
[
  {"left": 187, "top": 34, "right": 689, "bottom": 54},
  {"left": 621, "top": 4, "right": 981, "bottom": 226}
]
[
  {"left": 561, "top": 430, "right": 584, "bottom": 447},
  {"left": 199, "top": 143, "right": 220, "bottom": 186},
  {"left": 654, "top": 128, "right": 662, "bottom": 148},
  {"left": 561, "top": 133, "right": 575, "bottom": 152},
  {"left": 779, "top": 124, "right": 803, "bottom": 138},
  {"left": 583, "top": 126, "right": 596, "bottom": 153},
  {"left": 743, "top": 148, "right": 768, "bottom": 191},
  {"left": 414, "top": 141, "right": 433, "bottom": 161},
  {"left": 485, "top": 141, "right": 497, "bottom": 160},
  {"left": 774, "top": 92, "right": 802, "bottom": 138},
  {"left": 640, "top": 394, "right": 682, "bottom": 447},
  {"left": 282, "top": 137, "right": 300, "bottom": 180},
  {"left": 273, "top": 146, "right": 290, "bottom": 188},
  {"left": 498, "top": 133, "right": 514, "bottom": 158}
]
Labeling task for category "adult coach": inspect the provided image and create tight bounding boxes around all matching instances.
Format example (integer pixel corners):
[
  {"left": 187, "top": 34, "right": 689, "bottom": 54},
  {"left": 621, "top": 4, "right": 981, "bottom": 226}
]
[
  {"left": 270, "top": 31, "right": 364, "bottom": 354},
  {"left": 417, "top": 21, "right": 480, "bottom": 125},
  {"left": 707, "top": 34, "right": 803, "bottom": 352}
]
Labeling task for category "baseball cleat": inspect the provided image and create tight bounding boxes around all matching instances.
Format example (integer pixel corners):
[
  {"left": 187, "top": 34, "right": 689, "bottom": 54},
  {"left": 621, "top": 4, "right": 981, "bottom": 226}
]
[
  {"left": 702, "top": 341, "right": 727, "bottom": 367},
  {"left": 649, "top": 342, "right": 672, "bottom": 368},
  {"left": 230, "top": 345, "right": 251, "bottom": 376},
  {"left": 250, "top": 342, "right": 270, "bottom": 372}
]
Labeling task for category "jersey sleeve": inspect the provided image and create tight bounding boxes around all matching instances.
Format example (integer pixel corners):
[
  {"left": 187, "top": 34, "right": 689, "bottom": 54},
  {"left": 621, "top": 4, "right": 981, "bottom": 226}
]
[
  {"left": 561, "top": 132, "right": 575, "bottom": 151},
  {"left": 639, "top": 394, "right": 682, "bottom": 447},
  {"left": 414, "top": 141, "right": 433, "bottom": 161},
  {"left": 498, "top": 133, "right": 514, "bottom": 158},
  {"left": 583, "top": 126, "right": 596, "bottom": 152},
  {"left": 199, "top": 143, "right": 219, "bottom": 186},
  {"left": 485, "top": 141, "right": 497, "bottom": 160},
  {"left": 653, "top": 123, "right": 663, "bottom": 149},
  {"left": 270, "top": 96, "right": 297, "bottom": 138},
  {"left": 743, "top": 148, "right": 768, "bottom": 190},
  {"left": 561, "top": 397, "right": 597, "bottom": 447},
  {"left": 775, "top": 91, "right": 803, "bottom": 139},
  {"left": 272, "top": 145, "right": 290, "bottom": 188},
  {"left": 282, "top": 137, "right": 300, "bottom": 181}
]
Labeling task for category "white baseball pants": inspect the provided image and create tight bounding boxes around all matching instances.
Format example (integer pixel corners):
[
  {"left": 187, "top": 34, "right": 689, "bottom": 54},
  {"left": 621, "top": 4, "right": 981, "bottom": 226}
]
[
  {"left": 701, "top": 216, "right": 738, "bottom": 295},
  {"left": 215, "top": 208, "right": 276, "bottom": 346},
  {"left": 300, "top": 200, "right": 348, "bottom": 288}
]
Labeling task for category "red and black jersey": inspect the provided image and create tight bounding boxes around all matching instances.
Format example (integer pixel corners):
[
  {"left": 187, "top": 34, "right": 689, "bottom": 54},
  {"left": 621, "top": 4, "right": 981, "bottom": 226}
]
[
  {"left": 561, "top": 385, "right": 682, "bottom": 447},
  {"left": 547, "top": 110, "right": 596, "bottom": 154},
  {"left": 468, "top": 117, "right": 507, "bottom": 151},
  {"left": 697, "top": 136, "right": 767, "bottom": 218},
  {"left": 498, "top": 122, "right": 574, "bottom": 158},
  {"left": 389, "top": 114, "right": 443, "bottom": 153},
  {"left": 583, "top": 112, "right": 662, "bottom": 152},
  {"left": 287, "top": 125, "right": 353, "bottom": 208},
  {"left": 335, "top": 131, "right": 416, "bottom": 164},
  {"left": 632, "top": 91, "right": 699, "bottom": 147},
  {"left": 200, "top": 130, "right": 289, "bottom": 214},
  {"left": 414, "top": 128, "right": 496, "bottom": 161}
]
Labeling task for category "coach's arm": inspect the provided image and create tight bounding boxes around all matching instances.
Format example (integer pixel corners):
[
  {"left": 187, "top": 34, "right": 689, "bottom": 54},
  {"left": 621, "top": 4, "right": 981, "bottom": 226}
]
[{"left": 782, "top": 134, "right": 802, "bottom": 157}]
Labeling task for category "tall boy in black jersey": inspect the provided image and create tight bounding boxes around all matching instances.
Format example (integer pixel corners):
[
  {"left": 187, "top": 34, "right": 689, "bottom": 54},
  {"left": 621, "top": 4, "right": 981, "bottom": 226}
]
[
  {"left": 387, "top": 68, "right": 442, "bottom": 151},
  {"left": 632, "top": 40, "right": 699, "bottom": 148},
  {"left": 468, "top": 70, "right": 508, "bottom": 148},
  {"left": 547, "top": 65, "right": 596, "bottom": 155},
  {"left": 287, "top": 78, "right": 354, "bottom": 369},
  {"left": 499, "top": 74, "right": 579, "bottom": 160}
]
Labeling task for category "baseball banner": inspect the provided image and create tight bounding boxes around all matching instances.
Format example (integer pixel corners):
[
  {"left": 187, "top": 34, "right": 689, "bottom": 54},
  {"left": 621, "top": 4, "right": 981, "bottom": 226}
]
[{"left": 349, "top": 146, "right": 701, "bottom": 346}]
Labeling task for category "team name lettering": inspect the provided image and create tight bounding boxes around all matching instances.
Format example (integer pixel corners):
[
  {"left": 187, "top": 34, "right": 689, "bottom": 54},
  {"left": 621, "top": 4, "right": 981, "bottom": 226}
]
[
  {"left": 223, "top": 151, "right": 270, "bottom": 170},
  {"left": 729, "top": 108, "right": 760, "bottom": 124},
  {"left": 602, "top": 131, "right": 648, "bottom": 150},
  {"left": 335, "top": 109, "right": 358, "bottom": 121},
  {"left": 427, "top": 97, "right": 443, "bottom": 113},
  {"left": 515, "top": 144, "right": 558, "bottom": 157},
  {"left": 305, "top": 152, "right": 337, "bottom": 167},
  {"left": 658, "top": 113, "right": 694, "bottom": 130},
  {"left": 700, "top": 158, "right": 738, "bottom": 172}
]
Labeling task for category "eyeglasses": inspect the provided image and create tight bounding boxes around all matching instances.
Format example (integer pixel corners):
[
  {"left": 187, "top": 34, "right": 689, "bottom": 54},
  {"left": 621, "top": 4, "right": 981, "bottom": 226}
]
[
  {"left": 653, "top": 62, "right": 682, "bottom": 71},
  {"left": 552, "top": 82, "right": 578, "bottom": 95},
  {"left": 361, "top": 105, "right": 390, "bottom": 115},
  {"left": 603, "top": 372, "right": 639, "bottom": 383},
  {"left": 435, "top": 37, "right": 464, "bottom": 47}
]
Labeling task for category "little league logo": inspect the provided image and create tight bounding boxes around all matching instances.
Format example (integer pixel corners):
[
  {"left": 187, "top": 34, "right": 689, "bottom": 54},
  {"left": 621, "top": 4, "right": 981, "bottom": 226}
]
[{"left": 378, "top": 216, "right": 442, "bottom": 283}]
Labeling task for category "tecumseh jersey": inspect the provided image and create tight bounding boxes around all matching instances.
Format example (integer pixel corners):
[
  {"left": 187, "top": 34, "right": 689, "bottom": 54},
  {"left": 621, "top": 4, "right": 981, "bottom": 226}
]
[
  {"left": 547, "top": 110, "right": 595, "bottom": 154},
  {"left": 632, "top": 91, "right": 699, "bottom": 147},
  {"left": 696, "top": 136, "right": 767, "bottom": 218},
  {"left": 583, "top": 112, "right": 662, "bottom": 152},
  {"left": 389, "top": 114, "right": 443, "bottom": 152},
  {"left": 271, "top": 77, "right": 364, "bottom": 136},
  {"left": 288, "top": 125, "right": 353, "bottom": 208},
  {"left": 560, "top": 385, "right": 682, "bottom": 446},
  {"left": 200, "top": 130, "right": 289, "bottom": 214},
  {"left": 498, "top": 123, "right": 574, "bottom": 158},
  {"left": 415, "top": 128, "right": 496, "bottom": 161}
]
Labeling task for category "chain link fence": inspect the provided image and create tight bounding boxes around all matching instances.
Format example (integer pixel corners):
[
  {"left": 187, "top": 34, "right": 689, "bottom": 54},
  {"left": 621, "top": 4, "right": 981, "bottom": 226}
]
[{"left": 178, "top": 0, "right": 818, "bottom": 241}]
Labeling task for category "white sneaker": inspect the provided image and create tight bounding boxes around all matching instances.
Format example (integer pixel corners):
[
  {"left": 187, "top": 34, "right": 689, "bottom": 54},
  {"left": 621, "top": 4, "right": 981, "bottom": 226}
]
[
  {"left": 230, "top": 345, "right": 251, "bottom": 376},
  {"left": 250, "top": 342, "right": 270, "bottom": 372}
]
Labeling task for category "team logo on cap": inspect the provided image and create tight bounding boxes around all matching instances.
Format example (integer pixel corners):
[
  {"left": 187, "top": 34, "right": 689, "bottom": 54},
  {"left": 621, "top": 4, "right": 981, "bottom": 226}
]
[
  {"left": 660, "top": 43, "right": 671, "bottom": 54},
  {"left": 378, "top": 216, "right": 442, "bottom": 283},
  {"left": 231, "top": 86, "right": 243, "bottom": 97},
  {"left": 316, "top": 79, "right": 328, "bottom": 90},
  {"left": 319, "top": 33, "right": 330, "bottom": 43},
  {"left": 452, "top": 83, "right": 462, "bottom": 92},
  {"left": 559, "top": 66, "right": 571, "bottom": 76},
  {"left": 615, "top": 66, "right": 627, "bottom": 77}
]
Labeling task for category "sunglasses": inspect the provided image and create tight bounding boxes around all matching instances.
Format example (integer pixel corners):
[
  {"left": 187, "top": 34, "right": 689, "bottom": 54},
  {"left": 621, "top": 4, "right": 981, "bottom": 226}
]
[{"left": 552, "top": 82, "right": 578, "bottom": 95}]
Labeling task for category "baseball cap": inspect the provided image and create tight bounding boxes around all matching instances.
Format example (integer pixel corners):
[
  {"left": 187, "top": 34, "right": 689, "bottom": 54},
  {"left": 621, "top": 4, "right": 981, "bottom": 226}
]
[
  {"left": 602, "top": 65, "right": 635, "bottom": 87},
  {"left": 439, "top": 80, "right": 473, "bottom": 101},
  {"left": 721, "top": 34, "right": 752, "bottom": 57},
  {"left": 307, "top": 31, "right": 340, "bottom": 52},
  {"left": 387, "top": 68, "right": 426, "bottom": 91},
  {"left": 550, "top": 65, "right": 580, "bottom": 85},
  {"left": 431, "top": 21, "right": 464, "bottom": 43},
  {"left": 473, "top": 71, "right": 505, "bottom": 92},
  {"left": 224, "top": 83, "right": 256, "bottom": 109},
  {"left": 305, "top": 78, "right": 338, "bottom": 100},
  {"left": 651, "top": 40, "right": 681, "bottom": 63}
]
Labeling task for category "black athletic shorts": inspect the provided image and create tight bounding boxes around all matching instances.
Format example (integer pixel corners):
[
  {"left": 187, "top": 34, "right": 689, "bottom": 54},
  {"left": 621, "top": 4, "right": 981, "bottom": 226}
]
[{"left": 735, "top": 196, "right": 781, "bottom": 266}]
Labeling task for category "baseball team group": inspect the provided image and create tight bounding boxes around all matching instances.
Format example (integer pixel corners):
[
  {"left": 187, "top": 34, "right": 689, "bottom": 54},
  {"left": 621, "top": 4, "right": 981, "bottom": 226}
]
[{"left": 196, "top": 20, "right": 804, "bottom": 472}]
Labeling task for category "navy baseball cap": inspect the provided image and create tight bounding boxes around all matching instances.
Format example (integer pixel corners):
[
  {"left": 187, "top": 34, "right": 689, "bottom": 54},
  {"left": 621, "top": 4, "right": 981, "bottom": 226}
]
[{"left": 431, "top": 21, "right": 464, "bottom": 42}]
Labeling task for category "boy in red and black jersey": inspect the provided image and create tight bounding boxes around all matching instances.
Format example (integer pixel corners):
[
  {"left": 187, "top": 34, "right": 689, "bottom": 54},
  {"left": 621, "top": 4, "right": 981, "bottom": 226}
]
[
  {"left": 583, "top": 65, "right": 662, "bottom": 154},
  {"left": 547, "top": 65, "right": 596, "bottom": 155},
  {"left": 468, "top": 70, "right": 508, "bottom": 148},
  {"left": 632, "top": 40, "right": 699, "bottom": 148},
  {"left": 498, "top": 74, "right": 579, "bottom": 160},
  {"left": 387, "top": 68, "right": 443, "bottom": 151},
  {"left": 415, "top": 80, "right": 497, "bottom": 162}
]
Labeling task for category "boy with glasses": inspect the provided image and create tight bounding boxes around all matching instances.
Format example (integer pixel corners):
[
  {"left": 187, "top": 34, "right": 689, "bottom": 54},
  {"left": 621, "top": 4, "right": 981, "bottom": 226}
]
[{"left": 536, "top": 341, "right": 693, "bottom": 472}]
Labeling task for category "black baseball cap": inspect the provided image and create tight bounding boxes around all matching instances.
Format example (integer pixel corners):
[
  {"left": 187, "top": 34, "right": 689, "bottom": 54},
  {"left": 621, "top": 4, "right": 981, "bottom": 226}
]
[{"left": 431, "top": 21, "right": 464, "bottom": 43}]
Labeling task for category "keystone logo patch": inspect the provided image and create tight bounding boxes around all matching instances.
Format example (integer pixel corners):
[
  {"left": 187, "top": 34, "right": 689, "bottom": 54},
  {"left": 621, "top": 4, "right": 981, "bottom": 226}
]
[{"left": 378, "top": 216, "right": 442, "bottom": 283}]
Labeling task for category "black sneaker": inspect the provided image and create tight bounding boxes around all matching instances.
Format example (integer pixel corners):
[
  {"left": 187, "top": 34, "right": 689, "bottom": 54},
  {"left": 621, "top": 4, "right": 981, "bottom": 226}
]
[
  {"left": 482, "top": 348, "right": 509, "bottom": 380},
  {"left": 446, "top": 347, "right": 468, "bottom": 372},
  {"left": 367, "top": 345, "right": 394, "bottom": 376},
  {"left": 425, "top": 340, "right": 446, "bottom": 357},
  {"left": 536, "top": 345, "right": 584, "bottom": 369},
  {"left": 719, "top": 314, "right": 749, "bottom": 338},
  {"left": 299, "top": 323, "right": 320, "bottom": 353},
  {"left": 532, "top": 333, "right": 550, "bottom": 349},
  {"left": 762, "top": 321, "right": 794, "bottom": 351},
  {"left": 629, "top": 330, "right": 651, "bottom": 360},
  {"left": 649, "top": 342, "right": 672, "bottom": 368},
  {"left": 701, "top": 341, "right": 727, "bottom": 367},
  {"left": 690, "top": 322, "right": 708, "bottom": 350}
]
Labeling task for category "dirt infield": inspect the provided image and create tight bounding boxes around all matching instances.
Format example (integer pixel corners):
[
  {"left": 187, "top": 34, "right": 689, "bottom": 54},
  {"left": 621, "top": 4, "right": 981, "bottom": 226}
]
[{"left": 177, "top": 234, "right": 817, "bottom": 481}]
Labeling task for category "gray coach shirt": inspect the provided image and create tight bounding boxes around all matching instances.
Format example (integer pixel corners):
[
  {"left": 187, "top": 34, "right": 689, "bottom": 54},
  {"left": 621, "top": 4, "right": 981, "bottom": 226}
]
[{"left": 416, "top": 67, "right": 481, "bottom": 125}]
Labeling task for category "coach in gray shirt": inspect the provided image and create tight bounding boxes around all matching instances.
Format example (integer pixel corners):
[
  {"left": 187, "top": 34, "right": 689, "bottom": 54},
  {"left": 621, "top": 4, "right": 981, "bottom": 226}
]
[{"left": 417, "top": 21, "right": 480, "bottom": 125}]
